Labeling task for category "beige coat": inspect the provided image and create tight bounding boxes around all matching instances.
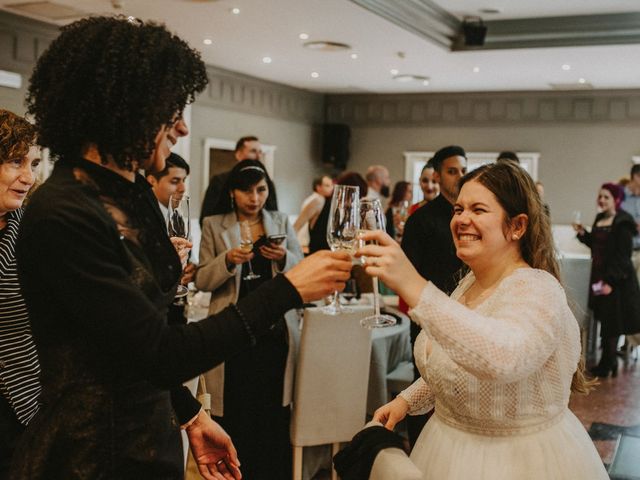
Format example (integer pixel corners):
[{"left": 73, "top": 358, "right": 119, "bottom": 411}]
[{"left": 195, "top": 210, "right": 303, "bottom": 416}]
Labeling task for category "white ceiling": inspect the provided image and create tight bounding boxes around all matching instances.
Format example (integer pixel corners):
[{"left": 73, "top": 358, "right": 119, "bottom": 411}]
[{"left": 2, "top": 0, "right": 640, "bottom": 94}]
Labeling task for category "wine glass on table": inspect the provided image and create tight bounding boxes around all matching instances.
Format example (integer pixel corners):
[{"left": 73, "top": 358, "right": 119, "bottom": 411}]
[
  {"left": 168, "top": 194, "right": 190, "bottom": 298},
  {"left": 239, "top": 220, "right": 261, "bottom": 281},
  {"left": 359, "top": 198, "right": 397, "bottom": 329},
  {"left": 324, "top": 185, "right": 360, "bottom": 315}
]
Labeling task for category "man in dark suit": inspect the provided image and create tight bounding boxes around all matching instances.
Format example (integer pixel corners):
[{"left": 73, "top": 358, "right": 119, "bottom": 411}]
[
  {"left": 200, "top": 135, "right": 278, "bottom": 223},
  {"left": 400, "top": 145, "right": 467, "bottom": 447}
]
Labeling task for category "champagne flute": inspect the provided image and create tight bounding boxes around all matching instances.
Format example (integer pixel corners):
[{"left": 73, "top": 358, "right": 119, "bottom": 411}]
[
  {"left": 168, "top": 194, "right": 190, "bottom": 298},
  {"left": 240, "top": 220, "right": 260, "bottom": 281},
  {"left": 324, "top": 185, "right": 360, "bottom": 315},
  {"left": 359, "top": 199, "right": 397, "bottom": 328}
]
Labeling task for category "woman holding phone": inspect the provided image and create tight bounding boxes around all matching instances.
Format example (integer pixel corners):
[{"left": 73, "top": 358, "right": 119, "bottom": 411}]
[{"left": 195, "top": 159, "right": 303, "bottom": 479}]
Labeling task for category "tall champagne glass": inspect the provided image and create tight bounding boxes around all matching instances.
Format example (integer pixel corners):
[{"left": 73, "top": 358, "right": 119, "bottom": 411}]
[
  {"left": 324, "top": 185, "right": 360, "bottom": 315},
  {"left": 359, "top": 199, "right": 397, "bottom": 328},
  {"left": 168, "top": 194, "right": 190, "bottom": 298},
  {"left": 240, "top": 220, "right": 261, "bottom": 281}
]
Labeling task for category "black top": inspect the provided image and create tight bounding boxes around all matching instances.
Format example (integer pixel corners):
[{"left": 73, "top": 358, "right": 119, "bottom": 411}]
[
  {"left": 309, "top": 196, "right": 331, "bottom": 253},
  {"left": 401, "top": 194, "right": 462, "bottom": 295},
  {"left": 0, "top": 208, "right": 41, "bottom": 426},
  {"left": 14, "top": 157, "right": 302, "bottom": 478}
]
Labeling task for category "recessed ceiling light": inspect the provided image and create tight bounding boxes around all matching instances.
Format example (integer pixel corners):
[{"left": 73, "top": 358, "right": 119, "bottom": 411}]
[
  {"left": 390, "top": 68, "right": 399, "bottom": 75},
  {"left": 203, "top": 38, "right": 212, "bottom": 46},
  {"left": 303, "top": 41, "right": 351, "bottom": 51},
  {"left": 393, "top": 74, "right": 430, "bottom": 84},
  {"left": 262, "top": 56, "right": 272, "bottom": 64},
  {"left": 578, "top": 78, "right": 586, "bottom": 84},
  {"left": 562, "top": 64, "right": 571, "bottom": 71},
  {"left": 422, "top": 80, "right": 430, "bottom": 86},
  {"left": 311, "top": 72, "right": 319, "bottom": 78},
  {"left": 299, "top": 33, "right": 309, "bottom": 40},
  {"left": 473, "top": 66, "right": 480, "bottom": 73},
  {"left": 230, "top": 7, "right": 240, "bottom": 15},
  {"left": 350, "top": 53, "right": 358, "bottom": 59}
]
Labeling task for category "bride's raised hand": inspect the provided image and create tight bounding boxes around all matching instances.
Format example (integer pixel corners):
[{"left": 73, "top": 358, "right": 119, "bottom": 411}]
[
  {"left": 356, "top": 230, "right": 427, "bottom": 308},
  {"left": 373, "top": 397, "right": 410, "bottom": 431}
]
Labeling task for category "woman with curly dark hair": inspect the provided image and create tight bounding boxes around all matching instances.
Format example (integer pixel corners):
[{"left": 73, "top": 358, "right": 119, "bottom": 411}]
[
  {"left": 0, "top": 109, "right": 41, "bottom": 480},
  {"left": 12, "top": 16, "right": 352, "bottom": 480}
]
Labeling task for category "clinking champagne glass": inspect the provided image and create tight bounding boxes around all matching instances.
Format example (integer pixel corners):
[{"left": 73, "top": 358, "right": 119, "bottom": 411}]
[
  {"left": 168, "top": 194, "right": 190, "bottom": 298},
  {"left": 359, "top": 199, "right": 397, "bottom": 329},
  {"left": 240, "top": 220, "right": 260, "bottom": 281},
  {"left": 324, "top": 185, "right": 360, "bottom": 315}
]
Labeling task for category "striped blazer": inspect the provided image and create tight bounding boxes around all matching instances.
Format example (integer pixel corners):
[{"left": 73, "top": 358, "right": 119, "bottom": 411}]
[{"left": 0, "top": 208, "right": 40, "bottom": 424}]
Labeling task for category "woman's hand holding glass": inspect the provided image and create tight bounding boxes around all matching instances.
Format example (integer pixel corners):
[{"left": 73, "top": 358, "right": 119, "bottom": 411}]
[
  {"left": 356, "top": 230, "right": 428, "bottom": 309},
  {"left": 225, "top": 246, "right": 254, "bottom": 270}
]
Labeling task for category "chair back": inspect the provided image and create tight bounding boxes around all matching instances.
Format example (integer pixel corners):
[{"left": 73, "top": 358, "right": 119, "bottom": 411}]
[
  {"left": 290, "top": 305, "right": 373, "bottom": 446},
  {"left": 369, "top": 448, "right": 423, "bottom": 480}
]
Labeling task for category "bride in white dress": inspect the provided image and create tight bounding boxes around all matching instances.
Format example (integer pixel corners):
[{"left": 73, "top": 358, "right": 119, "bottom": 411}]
[{"left": 358, "top": 162, "right": 608, "bottom": 479}]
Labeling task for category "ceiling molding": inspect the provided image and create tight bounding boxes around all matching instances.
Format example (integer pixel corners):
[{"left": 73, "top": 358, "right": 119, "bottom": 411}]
[
  {"left": 326, "top": 89, "right": 640, "bottom": 126},
  {"left": 455, "top": 12, "right": 640, "bottom": 51},
  {"left": 348, "top": 3, "right": 640, "bottom": 51},
  {"left": 348, "top": 0, "right": 459, "bottom": 49}
]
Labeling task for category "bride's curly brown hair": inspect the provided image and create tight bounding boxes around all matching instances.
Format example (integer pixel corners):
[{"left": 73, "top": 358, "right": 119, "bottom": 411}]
[{"left": 26, "top": 16, "right": 208, "bottom": 170}]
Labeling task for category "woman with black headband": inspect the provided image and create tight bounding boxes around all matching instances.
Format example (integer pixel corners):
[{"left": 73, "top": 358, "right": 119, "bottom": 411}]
[
  {"left": 12, "top": 16, "right": 351, "bottom": 479},
  {"left": 196, "top": 159, "right": 302, "bottom": 479}
]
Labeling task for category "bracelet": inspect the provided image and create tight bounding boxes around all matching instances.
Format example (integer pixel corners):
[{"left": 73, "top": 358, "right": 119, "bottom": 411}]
[
  {"left": 231, "top": 303, "right": 257, "bottom": 347},
  {"left": 181, "top": 407, "right": 203, "bottom": 430}
]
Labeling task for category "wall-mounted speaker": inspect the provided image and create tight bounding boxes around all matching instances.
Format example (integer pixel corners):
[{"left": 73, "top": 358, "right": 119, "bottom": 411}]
[
  {"left": 322, "top": 123, "right": 350, "bottom": 169},
  {"left": 462, "top": 18, "right": 487, "bottom": 47}
]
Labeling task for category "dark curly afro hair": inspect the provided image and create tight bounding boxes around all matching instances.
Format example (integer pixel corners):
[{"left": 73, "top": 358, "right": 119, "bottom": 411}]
[{"left": 27, "top": 16, "right": 208, "bottom": 170}]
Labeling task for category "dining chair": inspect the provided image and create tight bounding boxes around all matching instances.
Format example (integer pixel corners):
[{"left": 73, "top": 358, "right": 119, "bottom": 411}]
[{"left": 290, "top": 305, "right": 373, "bottom": 480}]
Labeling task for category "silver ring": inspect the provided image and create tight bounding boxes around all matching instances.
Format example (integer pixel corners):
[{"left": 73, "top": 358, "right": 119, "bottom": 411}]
[{"left": 216, "top": 459, "right": 225, "bottom": 466}]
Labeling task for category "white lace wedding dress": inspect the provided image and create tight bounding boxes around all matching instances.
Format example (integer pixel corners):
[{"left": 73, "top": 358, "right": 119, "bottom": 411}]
[{"left": 400, "top": 268, "right": 608, "bottom": 479}]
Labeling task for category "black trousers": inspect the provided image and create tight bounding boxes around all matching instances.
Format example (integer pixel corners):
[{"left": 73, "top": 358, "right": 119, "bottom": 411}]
[{"left": 0, "top": 395, "right": 24, "bottom": 480}]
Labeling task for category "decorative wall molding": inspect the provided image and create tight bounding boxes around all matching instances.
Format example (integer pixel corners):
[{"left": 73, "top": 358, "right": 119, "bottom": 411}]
[
  {"left": 197, "top": 65, "right": 325, "bottom": 124},
  {"left": 326, "top": 90, "right": 640, "bottom": 126},
  {"left": 0, "top": 11, "right": 57, "bottom": 74}
]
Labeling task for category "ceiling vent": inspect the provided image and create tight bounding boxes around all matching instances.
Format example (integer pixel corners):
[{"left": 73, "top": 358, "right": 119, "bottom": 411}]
[
  {"left": 5, "top": 1, "right": 86, "bottom": 21},
  {"left": 549, "top": 82, "right": 594, "bottom": 90}
]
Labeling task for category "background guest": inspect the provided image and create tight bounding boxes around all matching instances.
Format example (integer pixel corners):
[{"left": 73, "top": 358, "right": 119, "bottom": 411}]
[
  {"left": 200, "top": 135, "right": 279, "bottom": 223},
  {"left": 621, "top": 164, "right": 640, "bottom": 284},
  {"left": 294, "top": 175, "right": 334, "bottom": 254},
  {"left": 385, "top": 181, "right": 412, "bottom": 242},
  {"left": 496, "top": 150, "right": 520, "bottom": 164},
  {"left": 409, "top": 160, "right": 439, "bottom": 215},
  {"left": 195, "top": 159, "right": 303, "bottom": 479},
  {"left": 0, "top": 109, "right": 41, "bottom": 480},
  {"left": 364, "top": 165, "right": 391, "bottom": 205},
  {"left": 574, "top": 182, "right": 640, "bottom": 377}
]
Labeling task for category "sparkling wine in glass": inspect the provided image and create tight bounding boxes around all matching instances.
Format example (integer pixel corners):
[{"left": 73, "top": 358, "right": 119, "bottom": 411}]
[
  {"left": 168, "top": 194, "right": 190, "bottom": 298},
  {"left": 240, "top": 220, "right": 260, "bottom": 281},
  {"left": 359, "top": 198, "right": 396, "bottom": 328},
  {"left": 324, "top": 185, "right": 360, "bottom": 315}
]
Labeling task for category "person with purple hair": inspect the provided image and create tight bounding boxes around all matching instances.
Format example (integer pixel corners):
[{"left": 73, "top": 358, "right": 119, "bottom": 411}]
[{"left": 574, "top": 182, "right": 640, "bottom": 377}]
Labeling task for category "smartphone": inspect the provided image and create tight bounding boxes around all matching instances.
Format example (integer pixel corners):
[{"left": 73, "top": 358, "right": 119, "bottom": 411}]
[{"left": 267, "top": 234, "right": 287, "bottom": 246}]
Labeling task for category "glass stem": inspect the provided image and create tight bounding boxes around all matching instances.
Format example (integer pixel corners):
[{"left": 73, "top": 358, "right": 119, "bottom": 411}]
[
  {"left": 247, "top": 260, "right": 256, "bottom": 276},
  {"left": 332, "top": 290, "right": 340, "bottom": 310},
  {"left": 372, "top": 276, "right": 381, "bottom": 316}
]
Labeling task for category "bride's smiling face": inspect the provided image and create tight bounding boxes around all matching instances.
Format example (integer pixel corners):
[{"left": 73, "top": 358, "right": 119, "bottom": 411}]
[{"left": 450, "top": 179, "right": 517, "bottom": 266}]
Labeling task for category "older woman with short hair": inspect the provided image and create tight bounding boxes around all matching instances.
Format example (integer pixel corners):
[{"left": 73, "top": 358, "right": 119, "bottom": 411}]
[{"left": 0, "top": 109, "right": 41, "bottom": 479}]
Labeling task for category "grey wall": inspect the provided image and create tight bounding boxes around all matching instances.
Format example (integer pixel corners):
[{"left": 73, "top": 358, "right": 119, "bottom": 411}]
[{"left": 327, "top": 91, "right": 640, "bottom": 224}]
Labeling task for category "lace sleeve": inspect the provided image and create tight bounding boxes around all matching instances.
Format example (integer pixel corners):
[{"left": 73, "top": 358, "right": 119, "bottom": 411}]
[
  {"left": 410, "top": 270, "right": 567, "bottom": 384},
  {"left": 398, "top": 378, "right": 435, "bottom": 415}
]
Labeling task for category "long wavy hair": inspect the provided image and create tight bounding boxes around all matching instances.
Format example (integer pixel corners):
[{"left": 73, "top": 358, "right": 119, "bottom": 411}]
[{"left": 459, "top": 162, "right": 594, "bottom": 394}]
